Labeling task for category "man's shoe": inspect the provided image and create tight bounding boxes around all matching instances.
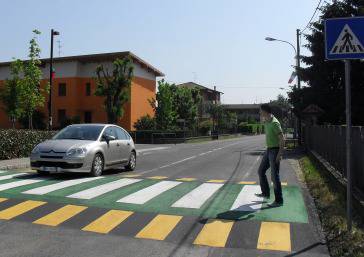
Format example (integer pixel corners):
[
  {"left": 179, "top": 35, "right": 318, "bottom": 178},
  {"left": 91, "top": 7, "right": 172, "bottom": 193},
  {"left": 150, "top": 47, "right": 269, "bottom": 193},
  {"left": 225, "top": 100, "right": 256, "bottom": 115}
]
[
  {"left": 267, "top": 201, "right": 283, "bottom": 207},
  {"left": 255, "top": 193, "right": 270, "bottom": 198}
]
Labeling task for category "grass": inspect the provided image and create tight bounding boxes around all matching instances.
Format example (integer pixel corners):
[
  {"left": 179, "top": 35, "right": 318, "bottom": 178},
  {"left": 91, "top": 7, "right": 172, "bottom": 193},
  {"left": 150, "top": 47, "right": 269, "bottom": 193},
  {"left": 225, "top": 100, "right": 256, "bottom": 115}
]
[{"left": 299, "top": 156, "right": 364, "bottom": 257}]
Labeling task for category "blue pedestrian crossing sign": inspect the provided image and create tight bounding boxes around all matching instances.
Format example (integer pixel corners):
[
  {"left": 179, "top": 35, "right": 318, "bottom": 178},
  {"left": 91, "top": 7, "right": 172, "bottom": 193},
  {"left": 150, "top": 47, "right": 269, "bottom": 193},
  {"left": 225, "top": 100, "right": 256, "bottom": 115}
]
[{"left": 325, "top": 17, "right": 364, "bottom": 60}]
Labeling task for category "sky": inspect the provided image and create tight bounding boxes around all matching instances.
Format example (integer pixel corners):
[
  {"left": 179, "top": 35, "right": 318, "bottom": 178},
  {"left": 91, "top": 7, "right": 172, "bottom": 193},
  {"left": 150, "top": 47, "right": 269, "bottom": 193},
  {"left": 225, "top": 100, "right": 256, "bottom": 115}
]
[{"left": 0, "top": 0, "right": 322, "bottom": 104}]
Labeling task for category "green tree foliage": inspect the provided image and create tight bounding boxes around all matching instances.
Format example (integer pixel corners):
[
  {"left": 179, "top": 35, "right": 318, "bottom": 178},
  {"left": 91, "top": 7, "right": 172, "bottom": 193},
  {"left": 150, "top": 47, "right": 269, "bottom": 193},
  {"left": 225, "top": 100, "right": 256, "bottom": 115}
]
[
  {"left": 289, "top": 0, "right": 364, "bottom": 125},
  {"left": 20, "top": 30, "right": 48, "bottom": 129},
  {"left": 150, "top": 80, "right": 202, "bottom": 130},
  {"left": 95, "top": 56, "right": 134, "bottom": 124},
  {"left": 0, "top": 60, "right": 24, "bottom": 128},
  {"left": 134, "top": 114, "right": 155, "bottom": 130}
]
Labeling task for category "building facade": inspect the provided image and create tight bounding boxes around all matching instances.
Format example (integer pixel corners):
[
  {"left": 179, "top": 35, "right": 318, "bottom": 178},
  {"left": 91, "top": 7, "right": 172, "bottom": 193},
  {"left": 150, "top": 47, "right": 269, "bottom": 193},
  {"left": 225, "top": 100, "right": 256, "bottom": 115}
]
[
  {"left": 177, "top": 82, "right": 223, "bottom": 119},
  {"left": 222, "top": 104, "right": 261, "bottom": 123},
  {"left": 0, "top": 52, "right": 164, "bottom": 130}
]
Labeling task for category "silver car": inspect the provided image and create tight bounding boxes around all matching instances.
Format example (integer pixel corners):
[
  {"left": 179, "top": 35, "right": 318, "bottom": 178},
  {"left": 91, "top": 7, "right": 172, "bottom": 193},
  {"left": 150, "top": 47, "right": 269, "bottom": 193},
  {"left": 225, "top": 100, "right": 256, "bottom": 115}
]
[{"left": 30, "top": 124, "right": 136, "bottom": 176}]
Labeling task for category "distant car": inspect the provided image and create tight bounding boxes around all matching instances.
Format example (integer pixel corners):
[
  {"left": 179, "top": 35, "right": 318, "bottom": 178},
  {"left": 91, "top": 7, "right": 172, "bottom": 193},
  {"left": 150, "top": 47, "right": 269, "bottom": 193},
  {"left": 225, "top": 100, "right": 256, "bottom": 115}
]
[{"left": 30, "top": 124, "right": 136, "bottom": 176}]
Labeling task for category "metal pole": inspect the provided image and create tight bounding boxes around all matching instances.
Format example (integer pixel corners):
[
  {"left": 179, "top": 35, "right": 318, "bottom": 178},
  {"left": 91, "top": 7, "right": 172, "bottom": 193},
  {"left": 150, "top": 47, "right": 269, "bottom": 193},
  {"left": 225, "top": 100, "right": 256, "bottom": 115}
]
[
  {"left": 296, "top": 29, "right": 302, "bottom": 145},
  {"left": 48, "top": 29, "right": 54, "bottom": 130},
  {"left": 345, "top": 60, "right": 352, "bottom": 231}
]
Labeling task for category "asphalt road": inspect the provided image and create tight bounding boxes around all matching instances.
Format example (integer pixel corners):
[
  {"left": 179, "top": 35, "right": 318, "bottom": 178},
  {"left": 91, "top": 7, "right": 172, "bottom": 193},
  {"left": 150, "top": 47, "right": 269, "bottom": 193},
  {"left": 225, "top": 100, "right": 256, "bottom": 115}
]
[{"left": 0, "top": 135, "right": 330, "bottom": 257}]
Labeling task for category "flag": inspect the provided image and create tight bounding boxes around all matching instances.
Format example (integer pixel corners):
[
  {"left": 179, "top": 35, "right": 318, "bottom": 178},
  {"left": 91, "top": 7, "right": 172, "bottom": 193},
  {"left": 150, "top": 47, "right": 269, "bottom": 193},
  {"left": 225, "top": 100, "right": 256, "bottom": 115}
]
[{"left": 288, "top": 71, "right": 296, "bottom": 84}]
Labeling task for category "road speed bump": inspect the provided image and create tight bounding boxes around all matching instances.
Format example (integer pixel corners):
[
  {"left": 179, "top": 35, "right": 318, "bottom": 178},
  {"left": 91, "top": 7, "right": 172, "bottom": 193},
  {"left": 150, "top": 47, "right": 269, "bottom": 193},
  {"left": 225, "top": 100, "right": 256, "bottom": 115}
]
[
  {"left": 136, "top": 214, "right": 182, "bottom": 240},
  {"left": 193, "top": 219, "right": 234, "bottom": 247},
  {"left": 0, "top": 200, "right": 46, "bottom": 220},
  {"left": 257, "top": 222, "right": 291, "bottom": 252},
  {"left": 82, "top": 210, "right": 133, "bottom": 234},
  {"left": 34, "top": 204, "right": 87, "bottom": 226}
]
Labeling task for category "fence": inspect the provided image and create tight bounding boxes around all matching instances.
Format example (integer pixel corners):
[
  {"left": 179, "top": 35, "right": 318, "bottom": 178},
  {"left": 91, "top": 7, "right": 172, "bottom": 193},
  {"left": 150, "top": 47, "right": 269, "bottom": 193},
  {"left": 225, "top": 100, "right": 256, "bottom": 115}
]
[{"left": 303, "top": 125, "right": 364, "bottom": 194}]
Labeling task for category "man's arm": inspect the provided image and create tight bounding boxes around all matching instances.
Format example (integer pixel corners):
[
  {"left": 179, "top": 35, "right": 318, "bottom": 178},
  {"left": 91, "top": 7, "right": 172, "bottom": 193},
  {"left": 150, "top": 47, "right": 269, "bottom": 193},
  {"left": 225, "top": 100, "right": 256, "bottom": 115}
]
[{"left": 276, "top": 132, "right": 285, "bottom": 163}]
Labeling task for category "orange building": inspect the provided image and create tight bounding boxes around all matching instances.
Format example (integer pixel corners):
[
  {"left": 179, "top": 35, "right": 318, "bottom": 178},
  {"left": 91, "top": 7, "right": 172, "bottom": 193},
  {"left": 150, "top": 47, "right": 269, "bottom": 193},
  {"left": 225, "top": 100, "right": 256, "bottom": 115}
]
[{"left": 0, "top": 52, "right": 164, "bottom": 130}]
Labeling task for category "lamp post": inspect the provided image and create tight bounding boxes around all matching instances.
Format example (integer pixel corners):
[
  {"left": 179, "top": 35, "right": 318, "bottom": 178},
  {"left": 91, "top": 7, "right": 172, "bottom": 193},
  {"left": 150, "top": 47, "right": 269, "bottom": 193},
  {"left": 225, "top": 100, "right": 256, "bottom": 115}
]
[
  {"left": 48, "top": 29, "right": 60, "bottom": 130},
  {"left": 265, "top": 32, "right": 302, "bottom": 144}
]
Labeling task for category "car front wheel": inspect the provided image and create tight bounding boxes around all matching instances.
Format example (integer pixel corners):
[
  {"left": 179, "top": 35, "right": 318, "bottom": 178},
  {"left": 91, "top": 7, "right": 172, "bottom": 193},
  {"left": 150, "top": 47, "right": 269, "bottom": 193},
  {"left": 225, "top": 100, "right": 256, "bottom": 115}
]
[
  {"left": 91, "top": 153, "right": 104, "bottom": 177},
  {"left": 125, "top": 151, "right": 136, "bottom": 171}
]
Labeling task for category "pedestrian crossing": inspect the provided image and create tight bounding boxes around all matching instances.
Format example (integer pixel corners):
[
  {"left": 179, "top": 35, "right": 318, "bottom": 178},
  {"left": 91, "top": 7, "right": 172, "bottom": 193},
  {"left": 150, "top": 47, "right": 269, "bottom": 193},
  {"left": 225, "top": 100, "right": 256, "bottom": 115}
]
[{"left": 0, "top": 171, "right": 307, "bottom": 224}]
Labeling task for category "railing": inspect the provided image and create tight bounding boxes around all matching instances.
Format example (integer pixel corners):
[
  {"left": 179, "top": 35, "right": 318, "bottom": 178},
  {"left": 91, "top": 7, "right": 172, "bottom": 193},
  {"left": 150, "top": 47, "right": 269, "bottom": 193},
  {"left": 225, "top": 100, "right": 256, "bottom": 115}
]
[{"left": 303, "top": 125, "right": 364, "bottom": 194}]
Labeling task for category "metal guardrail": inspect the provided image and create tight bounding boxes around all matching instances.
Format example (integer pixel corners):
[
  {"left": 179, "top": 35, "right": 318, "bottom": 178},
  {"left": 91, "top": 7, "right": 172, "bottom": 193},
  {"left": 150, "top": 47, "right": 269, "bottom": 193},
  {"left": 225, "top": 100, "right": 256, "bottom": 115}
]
[{"left": 303, "top": 125, "right": 364, "bottom": 195}]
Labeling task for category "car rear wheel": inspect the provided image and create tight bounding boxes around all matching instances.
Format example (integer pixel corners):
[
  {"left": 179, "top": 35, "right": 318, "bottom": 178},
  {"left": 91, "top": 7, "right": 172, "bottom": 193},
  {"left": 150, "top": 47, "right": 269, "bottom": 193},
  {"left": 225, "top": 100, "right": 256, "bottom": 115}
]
[
  {"left": 125, "top": 151, "right": 136, "bottom": 171},
  {"left": 91, "top": 153, "right": 104, "bottom": 177}
]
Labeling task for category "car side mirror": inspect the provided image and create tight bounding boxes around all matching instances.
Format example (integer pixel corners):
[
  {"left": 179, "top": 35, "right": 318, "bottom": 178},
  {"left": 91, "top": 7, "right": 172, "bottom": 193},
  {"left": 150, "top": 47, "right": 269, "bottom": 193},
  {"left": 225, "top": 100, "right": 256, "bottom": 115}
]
[{"left": 102, "top": 135, "right": 116, "bottom": 143}]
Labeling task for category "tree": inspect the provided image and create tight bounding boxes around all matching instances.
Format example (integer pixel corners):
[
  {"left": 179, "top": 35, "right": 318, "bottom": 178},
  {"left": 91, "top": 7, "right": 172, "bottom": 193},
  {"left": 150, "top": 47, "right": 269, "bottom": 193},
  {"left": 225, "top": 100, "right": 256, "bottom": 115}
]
[
  {"left": 0, "top": 60, "right": 24, "bottom": 128},
  {"left": 150, "top": 80, "right": 177, "bottom": 130},
  {"left": 289, "top": 0, "right": 364, "bottom": 125},
  {"left": 95, "top": 56, "right": 134, "bottom": 124},
  {"left": 19, "top": 30, "right": 48, "bottom": 129},
  {"left": 134, "top": 114, "right": 155, "bottom": 130}
]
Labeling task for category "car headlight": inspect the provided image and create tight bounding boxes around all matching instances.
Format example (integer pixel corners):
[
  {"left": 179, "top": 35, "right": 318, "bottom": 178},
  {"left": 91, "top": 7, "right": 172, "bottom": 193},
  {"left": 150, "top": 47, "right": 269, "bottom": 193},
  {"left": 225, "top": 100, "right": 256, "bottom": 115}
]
[
  {"left": 66, "top": 148, "right": 87, "bottom": 157},
  {"left": 31, "top": 146, "right": 40, "bottom": 154}
]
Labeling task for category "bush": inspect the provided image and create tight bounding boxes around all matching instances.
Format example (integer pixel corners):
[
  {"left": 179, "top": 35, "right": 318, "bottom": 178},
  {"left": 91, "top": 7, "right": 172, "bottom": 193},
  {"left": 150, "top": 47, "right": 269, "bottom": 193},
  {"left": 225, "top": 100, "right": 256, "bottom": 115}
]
[
  {"left": 198, "top": 120, "right": 212, "bottom": 135},
  {"left": 0, "top": 129, "right": 57, "bottom": 160},
  {"left": 134, "top": 115, "right": 155, "bottom": 130},
  {"left": 18, "top": 110, "right": 47, "bottom": 130}
]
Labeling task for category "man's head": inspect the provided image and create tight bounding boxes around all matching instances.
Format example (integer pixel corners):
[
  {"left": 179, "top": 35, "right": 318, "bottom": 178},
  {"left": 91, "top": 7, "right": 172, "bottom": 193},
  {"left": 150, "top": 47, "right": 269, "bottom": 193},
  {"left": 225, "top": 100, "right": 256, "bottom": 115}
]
[{"left": 260, "top": 104, "right": 272, "bottom": 121}]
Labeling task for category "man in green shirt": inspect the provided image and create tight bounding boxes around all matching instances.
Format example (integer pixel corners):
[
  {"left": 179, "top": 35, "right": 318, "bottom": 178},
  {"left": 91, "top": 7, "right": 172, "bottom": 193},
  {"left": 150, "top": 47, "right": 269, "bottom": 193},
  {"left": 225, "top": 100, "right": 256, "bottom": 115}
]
[{"left": 256, "top": 104, "right": 285, "bottom": 207}]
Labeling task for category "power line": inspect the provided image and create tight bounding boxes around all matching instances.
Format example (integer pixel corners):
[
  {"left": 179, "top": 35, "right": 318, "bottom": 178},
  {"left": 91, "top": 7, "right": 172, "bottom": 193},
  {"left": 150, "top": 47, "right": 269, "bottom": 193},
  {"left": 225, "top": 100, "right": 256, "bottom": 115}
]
[{"left": 301, "top": 0, "right": 323, "bottom": 33}]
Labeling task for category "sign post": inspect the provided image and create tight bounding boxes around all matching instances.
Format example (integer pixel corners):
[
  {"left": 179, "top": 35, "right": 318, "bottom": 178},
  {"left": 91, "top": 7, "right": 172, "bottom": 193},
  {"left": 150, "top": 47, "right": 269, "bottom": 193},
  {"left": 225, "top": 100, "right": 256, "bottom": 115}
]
[{"left": 325, "top": 17, "right": 364, "bottom": 231}]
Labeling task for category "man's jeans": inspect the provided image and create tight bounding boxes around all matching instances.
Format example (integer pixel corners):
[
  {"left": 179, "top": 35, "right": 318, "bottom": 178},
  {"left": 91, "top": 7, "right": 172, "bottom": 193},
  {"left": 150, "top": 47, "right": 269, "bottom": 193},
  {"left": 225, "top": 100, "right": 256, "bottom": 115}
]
[{"left": 257, "top": 148, "right": 283, "bottom": 203}]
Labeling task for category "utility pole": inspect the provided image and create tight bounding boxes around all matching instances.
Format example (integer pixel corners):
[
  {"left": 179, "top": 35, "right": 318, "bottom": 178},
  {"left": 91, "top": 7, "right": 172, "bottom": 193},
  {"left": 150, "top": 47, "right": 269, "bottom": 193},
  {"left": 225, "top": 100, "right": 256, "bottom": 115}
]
[
  {"left": 48, "top": 29, "right": 59, "bottom": 130},
  {"left": 296, "top": 29, "right": 302, "bottom": 145}
]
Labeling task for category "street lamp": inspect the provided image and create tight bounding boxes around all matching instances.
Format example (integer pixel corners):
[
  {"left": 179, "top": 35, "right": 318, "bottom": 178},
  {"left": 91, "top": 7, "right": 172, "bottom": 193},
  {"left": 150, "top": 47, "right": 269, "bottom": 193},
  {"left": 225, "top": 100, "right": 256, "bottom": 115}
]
[
  {"left": 265, "top": 32, "right": 302, "bottom": 144},
  {"left": 48, "top": 29, "right": 60, "bottom": 130}
]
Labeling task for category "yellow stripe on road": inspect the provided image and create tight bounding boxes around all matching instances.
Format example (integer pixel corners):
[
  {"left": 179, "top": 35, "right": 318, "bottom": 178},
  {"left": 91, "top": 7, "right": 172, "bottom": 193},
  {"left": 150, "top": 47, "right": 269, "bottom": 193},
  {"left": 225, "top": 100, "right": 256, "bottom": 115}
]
[
  {"left": 34, "top": 205, "right": 87, "bottom": 226},
  {"left": 257, "top": 222, "right": 291, "bottom": 252},
  {"left": 238, "top": 181, "right": 256, "bottom": 185},
  {"left": 121, "top": 174, "right": 141, "bottom": 178},
  {"left": 0, "top": 198, "right": 8, "bottom": 203},
  {"left": 176, "top": 178, "right": 196, "bottom": 182},
  {"left": 148, "top": 176, "right": 168, "bottom": 180},
  {"left": 0, "top": 200, "right": 46, "bottom": 220},
  {"left": 207, "top": 180, "right": 226, "bottom": 183},
  {"left": 193, "top": 219, "right": 234, "bottom": 247},
  {"left": 136, "top": 214, "right": 182, "bottom": 240},
  {"left": 83, "top": 210, "right": 133, "bottom": 234}
]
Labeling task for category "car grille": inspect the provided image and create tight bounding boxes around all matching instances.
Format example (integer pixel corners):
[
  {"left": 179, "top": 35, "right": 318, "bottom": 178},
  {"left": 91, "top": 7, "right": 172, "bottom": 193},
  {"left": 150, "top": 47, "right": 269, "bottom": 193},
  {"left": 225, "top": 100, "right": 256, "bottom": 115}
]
[
  {"left": 40, "top": 155, "right": 64, "bottom": 159},
  {"left": 31, "top": 161, "right": 83, "bottom": 169}
]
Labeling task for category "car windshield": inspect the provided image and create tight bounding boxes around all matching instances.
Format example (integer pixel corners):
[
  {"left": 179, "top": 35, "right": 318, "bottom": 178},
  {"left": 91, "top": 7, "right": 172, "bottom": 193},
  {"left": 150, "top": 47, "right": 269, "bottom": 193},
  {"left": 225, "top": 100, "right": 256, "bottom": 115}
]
[{"left": 53, "top": 125, "right": 104, "bottom": 141}]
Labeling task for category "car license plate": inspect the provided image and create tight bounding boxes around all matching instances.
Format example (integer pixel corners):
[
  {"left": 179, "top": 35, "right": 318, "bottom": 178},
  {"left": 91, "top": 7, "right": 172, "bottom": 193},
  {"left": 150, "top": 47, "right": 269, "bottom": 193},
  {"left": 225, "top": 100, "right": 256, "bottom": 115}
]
[{"left": 41, "top": 166, "right": 57, "bottom": 172}]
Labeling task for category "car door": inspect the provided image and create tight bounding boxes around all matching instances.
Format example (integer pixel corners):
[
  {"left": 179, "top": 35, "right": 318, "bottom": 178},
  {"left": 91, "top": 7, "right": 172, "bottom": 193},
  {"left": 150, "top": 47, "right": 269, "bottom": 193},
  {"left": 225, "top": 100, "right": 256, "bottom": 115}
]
[
  {"left": 101, "top": 127, "right": 119, "bottom": 165},
  {"left": 114, "top": 127, "right": 130, "bottom": 163}
]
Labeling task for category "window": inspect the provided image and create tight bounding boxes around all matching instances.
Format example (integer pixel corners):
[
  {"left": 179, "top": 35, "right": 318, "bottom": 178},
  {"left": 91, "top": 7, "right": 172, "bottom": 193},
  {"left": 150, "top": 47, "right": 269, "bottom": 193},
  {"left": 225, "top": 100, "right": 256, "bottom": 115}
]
[
  {"left": 86, "top": 83, "right": 91, "bottom": 96},
  {"left": 102, "top": 127, "right": 117, "bottom": 140},
  {"left": 115, "top": 127, "right": 128, "bottom": 140},
  {"left": 58, "top": 83, "right": 66, "bottom": 96},
  {"left": 84, "top": 111, "right": 92, "bottom": 123},
  {"left": 58, "top": 109, "right": 66, "bottom": 125}
]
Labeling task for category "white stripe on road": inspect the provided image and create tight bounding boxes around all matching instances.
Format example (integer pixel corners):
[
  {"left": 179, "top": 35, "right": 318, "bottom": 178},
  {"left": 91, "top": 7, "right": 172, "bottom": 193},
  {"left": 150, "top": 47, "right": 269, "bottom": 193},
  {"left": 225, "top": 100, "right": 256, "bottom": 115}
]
[
  {"left": 230, "top": 185, "right": 264, "bottom": 212},
  {"left": 137, "top": 147, "right": 170, "bottom": 154},
  {"left": 117, "top": 181, "right": 182, "bottom": 204},
  {"left": 22, "top": 177, "right": 103, "bottom": 195},
  {"left": 0, "top": 179, "right": 43, "bottom": 191},
  {"left": 0, "top": 173, "right": 27, "bottom": 181},
  {"left": 67, "top": 178, "right": 141, "bottom": 200},
  {"left": 172, "top": 183, "right": 223, "bottom": 209}
]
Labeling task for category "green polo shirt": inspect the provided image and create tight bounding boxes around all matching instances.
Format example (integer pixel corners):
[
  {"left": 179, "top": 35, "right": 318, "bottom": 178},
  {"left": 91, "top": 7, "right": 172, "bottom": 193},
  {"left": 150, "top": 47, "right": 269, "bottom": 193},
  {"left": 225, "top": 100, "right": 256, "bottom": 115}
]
[{"left": 264, "top": 116, "right": 283, "bottom": 148}]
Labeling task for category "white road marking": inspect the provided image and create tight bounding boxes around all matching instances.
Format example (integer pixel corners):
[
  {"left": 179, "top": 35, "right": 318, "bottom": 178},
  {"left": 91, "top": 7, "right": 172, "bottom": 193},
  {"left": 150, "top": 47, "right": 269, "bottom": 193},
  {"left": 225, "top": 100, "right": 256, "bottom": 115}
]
[
  {"left": 172, "top": 183, "right": 223, "bottom": 209},
  {"left": 22, "top": 177, "right": 103, "bottom": 195},
  {"left": 137, "top": 141, "right": 247, "bottom": 175},
  {"left": 241, "top": 153, "right": 263, "bottom": 180},
  {"left": 137, "top": 147, "right": 170, "bottom": 154},
  {"left": 67, "top": 178, "right": 141, "bottom": 200},
  {"left": 0, "top": 179, "right": 43, "bottom": 191},
  {"left": 117, "top": 181, "right": 181, "bottom": 204},
  {"left": 230, "top": 185, "right": 264, "bottom": 212},
  {"left": 0, "top": 173, "right": 27, "bottom": 181}
]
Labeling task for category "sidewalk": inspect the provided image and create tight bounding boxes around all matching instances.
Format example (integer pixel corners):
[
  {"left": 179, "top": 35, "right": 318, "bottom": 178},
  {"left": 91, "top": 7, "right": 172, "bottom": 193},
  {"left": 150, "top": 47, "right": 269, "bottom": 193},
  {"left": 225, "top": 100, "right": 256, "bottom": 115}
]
[{"left": 0, "top": 157, "right": 30, "bottom": 170}]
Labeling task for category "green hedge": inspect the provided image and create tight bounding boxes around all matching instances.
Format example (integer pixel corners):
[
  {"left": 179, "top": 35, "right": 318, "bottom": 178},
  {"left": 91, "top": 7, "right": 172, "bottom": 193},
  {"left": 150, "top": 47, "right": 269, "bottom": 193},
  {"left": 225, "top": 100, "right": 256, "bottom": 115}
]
[
  {"left": 0, "top": 129, "right": 57, "bottom": 160},
  {"left": 239, "top": 124, "right": 264, "bottom": 134}
]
